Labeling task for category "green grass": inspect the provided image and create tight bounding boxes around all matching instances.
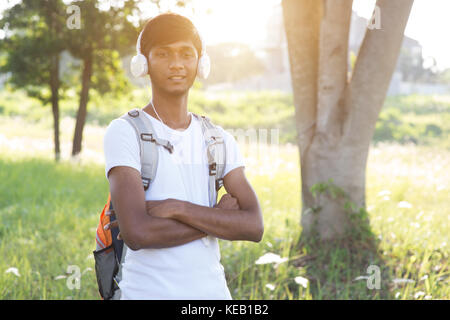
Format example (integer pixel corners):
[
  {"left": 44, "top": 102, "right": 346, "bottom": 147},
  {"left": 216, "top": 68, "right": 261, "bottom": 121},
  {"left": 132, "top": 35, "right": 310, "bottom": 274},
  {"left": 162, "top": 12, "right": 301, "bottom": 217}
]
[
  {"left": 0, "top": 156, "right": 103, "bottom": 299},
  {"left": 0, "top": 140, "right": 448, "bottom": 299}
]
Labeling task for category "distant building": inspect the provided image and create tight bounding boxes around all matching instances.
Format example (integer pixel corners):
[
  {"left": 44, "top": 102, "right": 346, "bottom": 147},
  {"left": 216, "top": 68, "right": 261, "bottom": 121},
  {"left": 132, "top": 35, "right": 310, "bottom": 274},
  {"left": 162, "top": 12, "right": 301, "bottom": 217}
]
[{"left": 208, "top": 5, "right": 449, "bottom": 95}]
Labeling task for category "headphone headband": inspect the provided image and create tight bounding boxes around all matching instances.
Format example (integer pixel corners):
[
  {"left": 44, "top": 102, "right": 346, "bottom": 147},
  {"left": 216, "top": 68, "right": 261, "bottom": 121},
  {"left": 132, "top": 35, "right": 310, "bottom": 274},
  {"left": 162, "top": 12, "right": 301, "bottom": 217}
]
[{"left": 136, "top": 28, "right": 144, "bottom": 54}]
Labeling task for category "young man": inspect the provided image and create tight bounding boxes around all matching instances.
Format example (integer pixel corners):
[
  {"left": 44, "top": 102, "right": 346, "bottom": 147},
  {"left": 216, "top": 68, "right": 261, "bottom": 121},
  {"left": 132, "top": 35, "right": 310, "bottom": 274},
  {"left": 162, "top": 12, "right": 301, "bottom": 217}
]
[{"left": 103, "top": 13, "right": 263, "bottom": 300}]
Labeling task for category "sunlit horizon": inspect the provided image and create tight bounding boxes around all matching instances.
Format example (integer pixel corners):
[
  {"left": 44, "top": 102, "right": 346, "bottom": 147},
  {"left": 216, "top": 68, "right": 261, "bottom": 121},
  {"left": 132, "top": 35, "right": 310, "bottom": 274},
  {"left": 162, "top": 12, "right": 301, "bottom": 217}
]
[{"left": 1, "top": 0, "right": 450, "bottom": 70}]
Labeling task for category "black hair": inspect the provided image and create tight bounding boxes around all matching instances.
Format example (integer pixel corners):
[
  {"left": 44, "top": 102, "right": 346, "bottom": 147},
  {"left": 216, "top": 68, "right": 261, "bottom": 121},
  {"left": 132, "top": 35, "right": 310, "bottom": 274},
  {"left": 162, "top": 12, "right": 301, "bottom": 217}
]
[{"left": 141, "top": 13, "right": 202, "bottom": 60}]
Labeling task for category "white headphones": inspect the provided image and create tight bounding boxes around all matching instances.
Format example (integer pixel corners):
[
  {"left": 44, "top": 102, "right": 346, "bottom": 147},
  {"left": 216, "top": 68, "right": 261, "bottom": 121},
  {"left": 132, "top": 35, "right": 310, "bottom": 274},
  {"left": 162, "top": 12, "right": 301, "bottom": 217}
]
[{"left": 130, "top": 26, "right": 210, "bottom": 80}]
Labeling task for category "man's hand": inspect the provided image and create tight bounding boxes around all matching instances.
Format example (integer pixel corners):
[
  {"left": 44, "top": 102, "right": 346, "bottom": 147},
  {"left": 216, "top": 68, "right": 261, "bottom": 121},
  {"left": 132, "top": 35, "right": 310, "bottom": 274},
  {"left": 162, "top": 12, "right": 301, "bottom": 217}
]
[
  {"left": 214, "top": 193, "right": 240, "bottom": 210},
  {"left": 147, "top": 199, "right": 184, "bottom": 219},
  {"left": 164, "top": 167, "right": 264, "bottom": 242},
  {"left": 104, "top": 209, "right": 122, "bottom": 239}
]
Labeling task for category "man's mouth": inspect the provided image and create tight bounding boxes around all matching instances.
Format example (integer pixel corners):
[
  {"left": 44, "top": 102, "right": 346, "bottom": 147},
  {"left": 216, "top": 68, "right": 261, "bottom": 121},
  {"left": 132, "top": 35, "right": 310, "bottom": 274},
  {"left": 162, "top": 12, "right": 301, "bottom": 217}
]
[{"left": 168, "top": 75, "right": 186, "bottom": 81}]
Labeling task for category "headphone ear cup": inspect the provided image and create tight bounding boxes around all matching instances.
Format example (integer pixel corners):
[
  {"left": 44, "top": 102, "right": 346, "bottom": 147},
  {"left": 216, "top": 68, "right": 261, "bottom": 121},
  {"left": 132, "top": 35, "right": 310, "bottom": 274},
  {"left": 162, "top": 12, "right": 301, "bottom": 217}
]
[
  {"left": 197, "top": 53, "right": 211, "bottom": 80},
  {"left": 130, "top": 53, "right": 148, "bottom": 78}
]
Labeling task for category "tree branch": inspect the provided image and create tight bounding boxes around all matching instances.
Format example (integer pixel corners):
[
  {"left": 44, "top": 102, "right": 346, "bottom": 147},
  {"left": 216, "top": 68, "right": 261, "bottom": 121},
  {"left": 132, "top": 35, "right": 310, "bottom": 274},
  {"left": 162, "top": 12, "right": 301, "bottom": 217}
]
[
  {"left": 344, "top": 0, "right": 414, "bottom": 144},
  {"left": 282, "top": 0, "right": 323, "bottom": 157},
  {"left": 316, "top": 0, "right": 353, "bottom": 142}
]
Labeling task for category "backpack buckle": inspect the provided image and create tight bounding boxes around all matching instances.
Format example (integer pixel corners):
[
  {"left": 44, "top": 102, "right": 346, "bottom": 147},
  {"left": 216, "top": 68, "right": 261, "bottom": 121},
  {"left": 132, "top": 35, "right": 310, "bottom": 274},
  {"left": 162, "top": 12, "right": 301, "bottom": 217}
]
[
  {"left": 164, "top": 141, "right": 174, "bottom": 154},
  {"left": 209, "top": 162, "right": 217, "bottom": 176},
  {"left": 207, "top": 136, "right": 223, "bottom": 146},
  {"left": 140, "top": 133, "right": 174, "bottom": 154},
  {"left": 215, "top": 178, "right": 224, "bottom": 191},
  {"left": 142, "top": 177, "right": 150, "bottom": 190},
  {"left": 128, "top": 110, "right": 139, "bottom": 118},
  {"left": 164, "top": 141, "right": 173, "bottom": 153},
  {"left": 140, "top": 133, "right": 154, "bottom": 142}
]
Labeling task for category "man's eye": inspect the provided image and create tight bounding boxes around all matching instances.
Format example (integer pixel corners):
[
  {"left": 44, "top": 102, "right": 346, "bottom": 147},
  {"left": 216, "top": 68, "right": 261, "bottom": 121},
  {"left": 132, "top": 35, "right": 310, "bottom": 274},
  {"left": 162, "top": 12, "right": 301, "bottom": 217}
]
[{"left": 157, "top": 52, "right": 167, "bottom": 57}]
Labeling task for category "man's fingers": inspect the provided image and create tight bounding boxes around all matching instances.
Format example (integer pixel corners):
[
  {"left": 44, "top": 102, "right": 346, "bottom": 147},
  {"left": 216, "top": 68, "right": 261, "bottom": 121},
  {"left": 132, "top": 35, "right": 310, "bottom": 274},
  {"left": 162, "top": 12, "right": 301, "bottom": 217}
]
[
  {"left": 104, "top": 220, "right": 119, "bottom": 230},
  {"left": 106, "top": 209, "right": 115, "bottom": 217},
  {"left": 145, "top": 200, "right": 165, "bottom": 211}
]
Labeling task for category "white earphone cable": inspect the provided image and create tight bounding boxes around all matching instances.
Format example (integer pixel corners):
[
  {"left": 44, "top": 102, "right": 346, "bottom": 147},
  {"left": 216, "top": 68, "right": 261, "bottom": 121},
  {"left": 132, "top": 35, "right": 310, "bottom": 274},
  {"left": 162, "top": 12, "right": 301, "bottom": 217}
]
[{"left": 149, "top": 100, "right": 192, "bottom": 201}]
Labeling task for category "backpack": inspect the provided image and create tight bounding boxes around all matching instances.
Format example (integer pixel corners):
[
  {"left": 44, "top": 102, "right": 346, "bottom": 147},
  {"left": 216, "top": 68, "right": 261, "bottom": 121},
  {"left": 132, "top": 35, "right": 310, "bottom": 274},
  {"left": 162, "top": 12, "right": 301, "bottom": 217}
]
[{"left": 93, "top": 107, "right": 227, "bottom": 300}]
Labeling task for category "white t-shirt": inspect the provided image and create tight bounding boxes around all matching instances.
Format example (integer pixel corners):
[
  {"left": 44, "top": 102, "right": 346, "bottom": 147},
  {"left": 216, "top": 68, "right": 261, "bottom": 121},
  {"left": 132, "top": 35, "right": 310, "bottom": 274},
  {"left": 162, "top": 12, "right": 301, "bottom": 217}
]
[{"left": 103, "top": 109, "right": 245, "bottom": 300}]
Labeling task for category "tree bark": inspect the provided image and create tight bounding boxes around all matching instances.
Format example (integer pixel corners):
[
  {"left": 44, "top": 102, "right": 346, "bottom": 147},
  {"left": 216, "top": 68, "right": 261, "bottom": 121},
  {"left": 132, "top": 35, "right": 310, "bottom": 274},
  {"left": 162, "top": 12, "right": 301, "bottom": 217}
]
[
  {"left": 282, "top": 0, "right": 414, "bottom": 240},
  {"left": 72, "top": 52, "right": 93, "bottom": 157},
  {"left": 50, "top": 53, "right": 61, "bottom": 162}
]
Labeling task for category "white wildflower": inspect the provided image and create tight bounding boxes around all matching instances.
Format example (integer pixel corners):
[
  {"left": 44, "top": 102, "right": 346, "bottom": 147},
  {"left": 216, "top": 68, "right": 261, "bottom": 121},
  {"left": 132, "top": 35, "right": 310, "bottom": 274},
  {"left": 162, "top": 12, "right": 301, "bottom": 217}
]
[
  {"left": 414, "top": 291, "right": 425, "bottom": 299},
  {"left": 265, "top": 284, "right": 275, "bottom": 291},
  {"left": 392, "top": 278, "right": 415, "bottom": 285},
  {"left": 410, "top": 222, "right": 420, "bottom": 228},
  {"left": 420, "top": 275, "right": 428, "bottom": 281},
  {"left": 397, "top": 201, "right": 413, "bottom": 209},
  {"left": 5, "top": 267, "right": 20, "bottom": 277},
  {"left": 377, "top": 190, "right": 391, "bottom": 197},
  {"left": 255, "top": 253, "right": 288, "bottom": 265},
  {"left": 294, "top": 276, "right": 309, "bottom": 288}
]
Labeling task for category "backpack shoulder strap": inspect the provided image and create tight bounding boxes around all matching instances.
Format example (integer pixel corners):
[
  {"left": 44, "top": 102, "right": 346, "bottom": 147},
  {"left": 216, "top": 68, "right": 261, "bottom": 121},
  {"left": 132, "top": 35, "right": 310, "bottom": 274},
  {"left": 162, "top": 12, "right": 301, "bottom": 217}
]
[
  {"left": 120, "top": 108, "right": 170, "bottom": 190},
  {"left": 192, "top": 113, "right": 227, "bottom": 207}
]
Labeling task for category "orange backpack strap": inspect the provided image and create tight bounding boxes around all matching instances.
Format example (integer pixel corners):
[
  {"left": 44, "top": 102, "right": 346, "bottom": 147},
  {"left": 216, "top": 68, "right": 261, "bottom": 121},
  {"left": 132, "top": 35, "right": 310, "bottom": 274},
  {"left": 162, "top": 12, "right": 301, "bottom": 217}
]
[{"left": 96, "top": 193, "right": 112, "bottom": 250}]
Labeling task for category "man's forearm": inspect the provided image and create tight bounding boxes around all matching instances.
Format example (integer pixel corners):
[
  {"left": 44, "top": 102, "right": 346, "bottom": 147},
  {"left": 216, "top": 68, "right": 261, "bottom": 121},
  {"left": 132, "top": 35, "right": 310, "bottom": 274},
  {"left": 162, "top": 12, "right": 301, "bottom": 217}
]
[
  {"left": 172, "top": 201, "right": 262, "bottom": 242},
  {"left": 131, "top": 201, "right": 207, "bottom": 249}
]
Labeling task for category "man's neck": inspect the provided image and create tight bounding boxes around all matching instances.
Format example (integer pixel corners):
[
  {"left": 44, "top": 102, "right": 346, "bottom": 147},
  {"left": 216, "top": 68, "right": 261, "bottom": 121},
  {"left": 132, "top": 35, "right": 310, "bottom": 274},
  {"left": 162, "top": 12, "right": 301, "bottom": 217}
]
[{"left": 144, "top": 91, "right": 191, "bottom": 130}]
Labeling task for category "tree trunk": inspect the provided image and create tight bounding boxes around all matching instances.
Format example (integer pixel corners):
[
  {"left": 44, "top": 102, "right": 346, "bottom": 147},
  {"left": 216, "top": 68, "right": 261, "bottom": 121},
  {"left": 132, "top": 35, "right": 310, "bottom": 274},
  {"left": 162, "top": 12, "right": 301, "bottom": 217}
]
[
  {"left": 72, "top": 53, "right": 93, "bottom": 157},
  {"left": 50, "top": 53, "right": 61, "bottom": 162},
  {"left": 282, "top": 0, "right": 414, "bottom": 240}
]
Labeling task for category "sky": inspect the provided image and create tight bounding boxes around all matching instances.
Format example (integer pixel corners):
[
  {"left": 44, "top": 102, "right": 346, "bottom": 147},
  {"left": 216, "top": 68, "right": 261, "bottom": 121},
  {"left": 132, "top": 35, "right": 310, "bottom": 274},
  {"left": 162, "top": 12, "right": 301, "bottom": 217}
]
[
  {"left": 352, "top": 0, "right": 450, "bottom": 71},
  {"left": 190, "top": 0, "right": 450, "bottom": 71},
  {"left": 1, "top": 0, "right": 449, "bottom": 71}
]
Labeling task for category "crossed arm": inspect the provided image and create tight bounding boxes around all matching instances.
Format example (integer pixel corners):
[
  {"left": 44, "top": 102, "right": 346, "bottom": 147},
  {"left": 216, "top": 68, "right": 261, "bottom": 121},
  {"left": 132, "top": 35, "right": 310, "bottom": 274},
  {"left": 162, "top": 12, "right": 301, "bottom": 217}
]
[{"left": 106, "top": 165, "right": 264, "bottom": 251}]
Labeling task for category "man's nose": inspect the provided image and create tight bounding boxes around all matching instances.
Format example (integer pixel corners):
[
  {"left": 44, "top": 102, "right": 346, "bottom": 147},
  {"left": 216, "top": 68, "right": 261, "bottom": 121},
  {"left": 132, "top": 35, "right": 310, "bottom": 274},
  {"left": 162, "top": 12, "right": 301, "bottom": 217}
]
[{"left": 169, "top": 54, "right": 184, "bottom": 70}]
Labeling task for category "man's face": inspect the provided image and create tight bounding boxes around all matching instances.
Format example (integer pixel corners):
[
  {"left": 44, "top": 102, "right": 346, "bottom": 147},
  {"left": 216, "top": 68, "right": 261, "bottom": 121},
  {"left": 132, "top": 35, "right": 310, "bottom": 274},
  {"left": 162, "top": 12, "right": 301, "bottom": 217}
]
[{"left": 148, "top": 40, "right": 199, "bottom": 96}]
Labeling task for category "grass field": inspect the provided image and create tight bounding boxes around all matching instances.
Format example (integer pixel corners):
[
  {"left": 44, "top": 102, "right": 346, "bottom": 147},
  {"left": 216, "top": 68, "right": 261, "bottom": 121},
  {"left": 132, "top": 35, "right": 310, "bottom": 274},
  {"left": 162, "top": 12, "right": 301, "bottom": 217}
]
[{"left": 0, "top": 90, "right": 449, "bottom": 299}]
